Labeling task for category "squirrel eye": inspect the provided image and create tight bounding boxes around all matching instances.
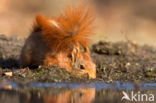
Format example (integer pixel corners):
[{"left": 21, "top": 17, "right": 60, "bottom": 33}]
[
  {"left": 80, "top": 64, "right": 85, "bottom": 70},
  {"left": 67, "top": 54, "right": 72, "bottom": 59}
]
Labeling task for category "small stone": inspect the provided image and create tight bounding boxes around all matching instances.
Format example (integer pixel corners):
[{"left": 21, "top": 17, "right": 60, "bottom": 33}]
[{"left": 4, "top": 72, "right": 13, "bottom": 77}]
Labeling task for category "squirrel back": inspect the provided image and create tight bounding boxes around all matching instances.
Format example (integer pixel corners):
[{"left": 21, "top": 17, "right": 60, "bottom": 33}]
[{"left": 35, "top": 4, "right": 95, "bottom": 52}]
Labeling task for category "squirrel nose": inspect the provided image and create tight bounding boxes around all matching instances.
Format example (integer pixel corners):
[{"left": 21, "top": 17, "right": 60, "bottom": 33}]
[
  {"left": 88, "top": 68, "right": 96, "bottom": 79},
  {"left": 89, "top": 73, "right": 96, "bottom": 79}
]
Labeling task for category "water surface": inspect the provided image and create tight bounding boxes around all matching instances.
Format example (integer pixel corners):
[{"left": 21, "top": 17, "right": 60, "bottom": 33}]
[{"left": 0, "top": 80, "right": 156, "bottom": 103}]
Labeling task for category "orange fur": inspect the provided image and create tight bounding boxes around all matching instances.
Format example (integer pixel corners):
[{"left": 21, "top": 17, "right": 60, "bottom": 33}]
[
  {"left": 20, "top": 4, "right": 96, "bottom": 78},
  {"left": 36, "top": 4, "right": 94, "bottom": 52}
]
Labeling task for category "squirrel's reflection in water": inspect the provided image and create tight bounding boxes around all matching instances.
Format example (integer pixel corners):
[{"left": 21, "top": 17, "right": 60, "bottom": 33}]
[
  {"left": 0, "top": 88, "right": 95, "bottom": 103},
  {"left": 43, "top": 89, "right": 95, "bottom": 103}
]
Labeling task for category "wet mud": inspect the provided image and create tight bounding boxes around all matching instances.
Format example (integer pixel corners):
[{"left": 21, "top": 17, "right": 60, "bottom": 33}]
[{"left": 0, "top": 35, "right": 156, "bottom": 82}]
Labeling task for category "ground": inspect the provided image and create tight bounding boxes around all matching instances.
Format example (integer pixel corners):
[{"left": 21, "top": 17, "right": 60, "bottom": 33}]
[{"left": 0, "top": 35, "right": 156, "bottom": 83}]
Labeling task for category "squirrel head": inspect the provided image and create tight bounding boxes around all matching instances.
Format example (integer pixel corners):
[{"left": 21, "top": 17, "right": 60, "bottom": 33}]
[
  {"left": 56, "top": 44, "right": 96, "bottom": 79},
  {"left": 70, "top": 44, "right": 96, "bottom": 79}
]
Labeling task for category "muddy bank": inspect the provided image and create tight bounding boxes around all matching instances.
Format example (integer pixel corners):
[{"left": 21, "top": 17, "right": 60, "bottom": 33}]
[
  {"left": 0, "top": 35, "right": 156, "bottom": 82},
  {"left": 92, "top": 41, "right": 156, "bottom": 82}
]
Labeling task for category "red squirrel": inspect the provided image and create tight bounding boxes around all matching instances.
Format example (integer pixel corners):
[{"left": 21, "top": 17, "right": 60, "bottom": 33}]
[{"left": 20, "top": 4, "right": 96, "bottom": 78}]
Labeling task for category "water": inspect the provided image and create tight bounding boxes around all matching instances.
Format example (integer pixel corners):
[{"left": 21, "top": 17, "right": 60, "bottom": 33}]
[{"left": 0, "top": 80, "right": 156, "bottom": 103}]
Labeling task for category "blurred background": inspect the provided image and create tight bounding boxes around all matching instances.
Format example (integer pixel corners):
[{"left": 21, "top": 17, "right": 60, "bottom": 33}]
[{"left": 1, "top": 0, "right": 156, "bottom": 46}]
